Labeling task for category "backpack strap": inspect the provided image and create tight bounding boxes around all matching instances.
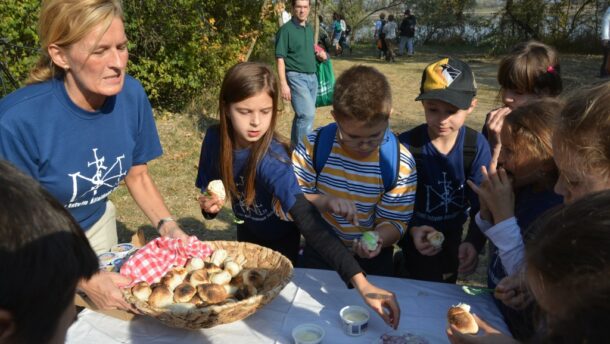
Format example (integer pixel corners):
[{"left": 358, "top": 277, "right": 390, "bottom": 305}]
[
  {"left": 379, "top": 128, "right": 400, "bottom": 192},
  {"left": 312, "top": 122, "right": 399, "bottom": 192},
  {"left": 405, "top": 124, "right": 427, "bottom": 171},
  {"left": 462, "top": 126, "right": 478, "bottom": 177},
  {"left": 312, "top": 123, "right": 337, "bottom": 188}
]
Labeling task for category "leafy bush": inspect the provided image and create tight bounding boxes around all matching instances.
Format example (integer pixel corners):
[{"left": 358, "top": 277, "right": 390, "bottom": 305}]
[
  {"left": 0, "top": 0, "right": 278, "bottom": 112},
  {"left": 0, "top": 0, "right": 39, "bottom": 95}
]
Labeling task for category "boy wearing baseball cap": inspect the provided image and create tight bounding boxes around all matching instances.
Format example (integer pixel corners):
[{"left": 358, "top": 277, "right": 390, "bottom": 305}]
[{"left": 398, "top": 57, "right": 491, "bottom": 283}]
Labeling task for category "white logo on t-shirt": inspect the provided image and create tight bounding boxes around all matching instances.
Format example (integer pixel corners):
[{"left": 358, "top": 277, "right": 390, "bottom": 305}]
[{"left": 67, "top": 148, "right": 126, "bottom": 207}]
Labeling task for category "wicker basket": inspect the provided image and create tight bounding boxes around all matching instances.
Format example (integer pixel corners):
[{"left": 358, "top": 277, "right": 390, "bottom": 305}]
[{"left": 123, "top": 240, "right": 294, "bottom": 329}]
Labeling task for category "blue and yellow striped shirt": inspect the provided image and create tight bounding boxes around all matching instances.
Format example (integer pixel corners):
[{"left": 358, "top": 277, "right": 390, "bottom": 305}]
[{"left": 291, "top": 128, "right": 417, "bottom": 244}]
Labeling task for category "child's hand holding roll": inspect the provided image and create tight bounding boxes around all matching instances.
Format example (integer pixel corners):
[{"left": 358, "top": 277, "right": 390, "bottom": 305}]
[
  {"left": 198, "top": 180, "right": 226, "bottom": 214},
  {"left": 411, "top": 225, "right": 443, "bottom": 256}
]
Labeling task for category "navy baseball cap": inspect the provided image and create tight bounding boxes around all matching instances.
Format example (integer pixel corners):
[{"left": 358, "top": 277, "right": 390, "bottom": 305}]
[{"left": 415, "top": 57, "right": 477, "bottom": 109}]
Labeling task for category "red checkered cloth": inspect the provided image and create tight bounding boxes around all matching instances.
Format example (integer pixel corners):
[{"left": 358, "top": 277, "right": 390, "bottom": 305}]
[{"left": 120, "top": 236, "right": 212, "bottom": 286}]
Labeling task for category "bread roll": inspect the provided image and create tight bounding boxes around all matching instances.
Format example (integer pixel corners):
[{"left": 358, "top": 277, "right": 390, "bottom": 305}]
[
  {"left": 185, "top": 257, "right": 205, "bottom": 272},
  {"left": 161, "top": 271, "right": 183, "bottom": 291},
  {"left": 203, "top": 263, "right": 223, "bottom": 275},
  {"left": 197, "top": 283, "right": 228, "bottom": 304},
  {"left": 209, "top": 270, "right": 232, "bottom": 285},
  {"left": 173, "top": 282, "right": 196, "bottom": 303},
  {"left": 188, "top": 269, "right": 209, "bottom": 286},
  {"left": 170, "top": 267, "right": 188, "bottom": 281},
  {"left": 149, "top": 286, "right": 174, "bottom": 308},
  {"left": 132, "top": 281, "right": 152, "bottom": 302},
  {"left": 207, "top": 180, "right": 226, "bottom": 201},
  {"left": 224, "top": 261, "right": 242, "bottom": 277},
  {"left": 427, "top": 231, "right": 445, "bottom": 249},
  {"left": 447, "top": 303, "right": 479, "bottom": 334},
  {"left": 189, "top": 294, "right": 204, "bottom": 307},
  {"left": 210, "top": 249, "right": 228, "bottom": 267}
]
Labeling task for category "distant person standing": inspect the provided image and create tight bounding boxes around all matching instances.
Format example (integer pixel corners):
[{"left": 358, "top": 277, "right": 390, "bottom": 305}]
[
  {"left": 339, "top": 15, "right": 352, "bottom": 55},
  {"left": 383, "top": 14, "right": 398, "bottom": 62},
  {"left": 601, "top": 7, "right": 610, "bottom": 78},
  {"left": 399, "top": 9, "right": 416, "bottom": 57},
  {"left": 331, "top": 12, "right": 344, "bottom": 56},
  {"left": 276, "top": 0, "right": 327, "bottom": 146},
  {"left": 374, "top": 13, "right": 387, "bottom": 59}
]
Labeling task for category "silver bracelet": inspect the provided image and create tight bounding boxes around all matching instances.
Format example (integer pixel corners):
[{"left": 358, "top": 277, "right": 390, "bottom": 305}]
[{"left": 156, "top": 217, "right": 175, "bottom": 232}]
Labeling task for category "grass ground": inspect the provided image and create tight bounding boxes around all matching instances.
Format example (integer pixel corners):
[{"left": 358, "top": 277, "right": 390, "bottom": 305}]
[{"left": 111, "top": 43, "right": 602, "bottom": 286}]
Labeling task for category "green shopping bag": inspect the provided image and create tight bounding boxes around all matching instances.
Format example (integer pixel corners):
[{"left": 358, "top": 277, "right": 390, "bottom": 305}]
[{"left": 315, "top": 58, "right": 335, "bottom": 107}]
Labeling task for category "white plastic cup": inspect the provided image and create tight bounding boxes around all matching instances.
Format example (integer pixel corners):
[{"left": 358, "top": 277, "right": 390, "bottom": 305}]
[
  {"left": 292, "top": 323, "right": 325, "bottom": 344},
  {"left": 110, "top": 243, "right": 136, "bottom": 258},
  {"left": 97, "top": 252, "right": 118, "bottom": 270},
  {"left": 339, "top": 305, "right": 370, "bottom": 336}
]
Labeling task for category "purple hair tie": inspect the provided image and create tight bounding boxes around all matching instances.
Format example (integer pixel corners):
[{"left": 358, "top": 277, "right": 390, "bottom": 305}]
[{"left": 547, "top": 66, "right": 557, "bottom": 74}]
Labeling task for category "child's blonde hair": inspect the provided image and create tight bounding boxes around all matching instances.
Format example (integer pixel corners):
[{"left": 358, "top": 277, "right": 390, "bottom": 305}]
[
  {"left": 502, "top": 98, "right": 562, "bottom": 187},
  {"left": 498, "top": 40, "right": 562, "bottom": 97},
  {"left": 554, "top": 82, "right": 610, "bottom": 180}
]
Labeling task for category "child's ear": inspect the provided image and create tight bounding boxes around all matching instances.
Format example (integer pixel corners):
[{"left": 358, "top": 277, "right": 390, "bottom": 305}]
[
  {"left": 465, "top": 98, "right": 478, "bottom": 114},
  {"left": 0, "top": 309, "right": 16, "bottom": 341}
]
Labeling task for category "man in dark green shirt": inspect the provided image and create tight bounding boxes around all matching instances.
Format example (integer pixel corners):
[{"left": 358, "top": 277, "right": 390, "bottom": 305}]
[{"left": 275, "top": 0, "right": 327, "bottom": 146}]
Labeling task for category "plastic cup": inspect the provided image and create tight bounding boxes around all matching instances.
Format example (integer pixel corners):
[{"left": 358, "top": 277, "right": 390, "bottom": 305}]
[
  {"left": 339, "top": 305, "right": 370, "bottom": 336},
  {"left": 292, "top": 323, "right": 325, "bottom": 344}
]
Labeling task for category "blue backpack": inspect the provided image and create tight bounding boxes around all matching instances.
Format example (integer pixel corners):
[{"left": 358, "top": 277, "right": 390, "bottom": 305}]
[{"left": 312, "top": 122, "right": 401, "bottom": 192}]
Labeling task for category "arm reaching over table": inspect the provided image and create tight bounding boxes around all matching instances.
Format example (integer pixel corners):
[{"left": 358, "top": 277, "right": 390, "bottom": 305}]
[
  {"left": 351, "top": 273, "right": 400, "bottom": 329},
  {"left": 289, "top": 194, "right": 400, "bottom": 328}
]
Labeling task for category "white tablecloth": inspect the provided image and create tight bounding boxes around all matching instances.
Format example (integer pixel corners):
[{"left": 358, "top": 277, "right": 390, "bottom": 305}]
[{"left": 66, "top": 268, "right": 510, "bottom": 343}]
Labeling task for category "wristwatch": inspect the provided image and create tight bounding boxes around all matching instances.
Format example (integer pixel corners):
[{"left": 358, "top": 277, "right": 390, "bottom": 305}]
[{"left": 156, "top": 217, "right": 175, "bottom": 232}]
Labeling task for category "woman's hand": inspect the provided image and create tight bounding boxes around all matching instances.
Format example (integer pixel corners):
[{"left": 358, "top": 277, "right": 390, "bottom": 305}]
[
  {"left": 351, "top": 274, "right": 400, "bottom": 329},
  {"left": 198, "top": 193, "right": 224, "bottom": 214},
  {"left": 467, "top": 166, "right": 515, "bottom": 224},
  {"left": 447, "top": 314, "right": 517, "bottom": 344},
  {"left": 410, "top": 226, "right": 441, "bottom": 256},
  {"left": 158, "top": 221, "right": 189, "bottom": 241},
  {"left": 79, "top": 271, "right": 136, "bottom": 312}
]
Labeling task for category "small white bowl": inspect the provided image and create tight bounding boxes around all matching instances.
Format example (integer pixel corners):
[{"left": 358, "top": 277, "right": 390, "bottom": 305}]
[
  {"left": 292, "top": 323, "right": 325, "bottom": 344},
  {"left": 339, "top": 305, "right": 370, "bottom": 336}
]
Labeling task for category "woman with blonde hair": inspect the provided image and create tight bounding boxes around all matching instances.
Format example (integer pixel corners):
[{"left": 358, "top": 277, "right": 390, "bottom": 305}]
[{"left": 0, "top": 0, "right": 187, "bottom": 311}]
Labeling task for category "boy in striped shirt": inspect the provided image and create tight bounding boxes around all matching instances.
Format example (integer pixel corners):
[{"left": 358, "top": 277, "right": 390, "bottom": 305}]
[{"left": 292, "top": 66, "right": 417, "bottom": 276}]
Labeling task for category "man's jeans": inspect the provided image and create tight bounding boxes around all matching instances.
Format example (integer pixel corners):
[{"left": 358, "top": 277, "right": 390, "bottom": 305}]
[
  {"left": 286, "top": 71, "right": 317, "bottom": 147},
  {"left": 399, "top": 36, "right": 414, "bottom": 55}
]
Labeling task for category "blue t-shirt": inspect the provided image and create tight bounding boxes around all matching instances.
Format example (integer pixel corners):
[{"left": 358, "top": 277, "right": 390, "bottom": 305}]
[
  {"left": 0, "top": 76, "right": 163, "bottom": 230},
  {"left": 487, "top": 187, "right": 563, "bottom": 288},
  {"left": 195, "top": 126, "right": 302, "bottom": 240},
  {"left": 398, "top": 125, "right": 491, "bottom": 234}
]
